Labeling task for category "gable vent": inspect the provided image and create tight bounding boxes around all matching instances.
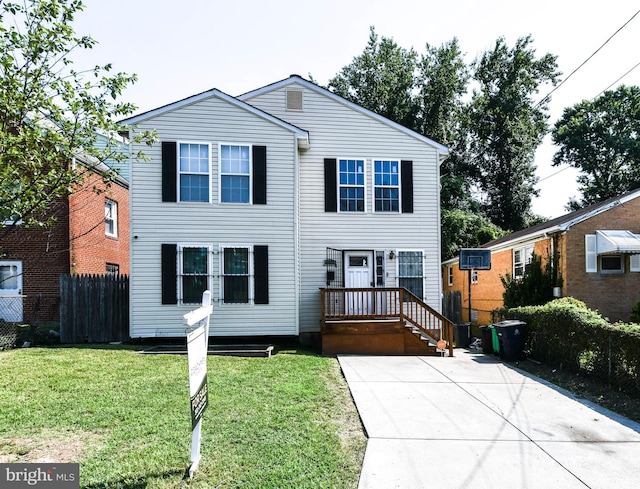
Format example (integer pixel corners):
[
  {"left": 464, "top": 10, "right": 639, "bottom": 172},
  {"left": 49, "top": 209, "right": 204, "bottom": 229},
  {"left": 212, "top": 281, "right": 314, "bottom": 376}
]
[{"left": 286, "top": 89, "right": 303, "bottom": 111}]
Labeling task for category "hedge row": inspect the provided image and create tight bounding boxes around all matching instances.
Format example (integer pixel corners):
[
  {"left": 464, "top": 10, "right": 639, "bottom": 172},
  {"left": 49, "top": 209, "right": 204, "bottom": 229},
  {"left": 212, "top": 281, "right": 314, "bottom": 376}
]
[{"left": 501, "top": 298, "right": 640, "bottom": 395}]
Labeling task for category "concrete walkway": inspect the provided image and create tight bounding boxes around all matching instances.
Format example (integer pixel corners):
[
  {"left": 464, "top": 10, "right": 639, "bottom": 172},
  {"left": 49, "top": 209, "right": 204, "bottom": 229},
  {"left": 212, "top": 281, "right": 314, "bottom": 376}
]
[{"left": 338, "top": 352, "right": 640, "bottom": 489}]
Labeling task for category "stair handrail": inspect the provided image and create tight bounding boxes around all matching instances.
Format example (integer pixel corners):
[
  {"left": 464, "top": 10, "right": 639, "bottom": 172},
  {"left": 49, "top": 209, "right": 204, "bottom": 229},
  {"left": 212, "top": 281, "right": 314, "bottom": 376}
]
[{"left": 398, "top": 287, "right": 455, "bottom": 357}]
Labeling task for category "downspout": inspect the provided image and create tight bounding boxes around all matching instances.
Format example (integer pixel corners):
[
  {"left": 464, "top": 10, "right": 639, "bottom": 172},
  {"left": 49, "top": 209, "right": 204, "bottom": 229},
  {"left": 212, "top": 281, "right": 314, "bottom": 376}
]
[
  {"left": 293, "top": 136, "right": 301, "bottom": 336},
  {"left": 125, "top": 128, "right": 135, "bottom": 338},
  {"left": 436, "top": 149, "right": 446, "bottom": 315}
]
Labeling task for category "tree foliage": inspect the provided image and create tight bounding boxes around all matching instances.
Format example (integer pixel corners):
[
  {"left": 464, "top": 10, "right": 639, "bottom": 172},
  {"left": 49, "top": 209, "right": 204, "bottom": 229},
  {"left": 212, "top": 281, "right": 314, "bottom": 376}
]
[
  {"left": 551, "top": 85, "right": 640, "bottom": 210},
  {"left": 326, "top": 30, "right": 560, "bottom": 258},
  {"left": 328, "top": 27, "right": 418, "bottom": 130},
  {"left": 0, "top": 0, "right": 154, "bottom": 234},
  {"left": 501, "top": 252, "right": 560, "bottom": 308},
  {"left": 468, "top": 35, "right": 560, "bottom": 231}
]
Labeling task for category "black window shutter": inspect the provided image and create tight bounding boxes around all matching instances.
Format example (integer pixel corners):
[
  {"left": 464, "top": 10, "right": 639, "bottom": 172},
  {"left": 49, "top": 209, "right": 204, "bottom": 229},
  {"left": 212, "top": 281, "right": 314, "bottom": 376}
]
[
  {"left": 162, "top": 142, "right": 177, "bottom": 202},
  {"left": 253, "top": 145, "right": 267, "bottom": 205},
  {"left": 324, "top": 158, "right": 337, "bottom": 212},
  {"left": 254, "top": 245, "right": 269, "bottom": 304},
  {"left": 161, "top": 244, "right": 178, "bottom": 304},
  {"left": 401, "top": 160, "right": 413, "bottom": 213}
]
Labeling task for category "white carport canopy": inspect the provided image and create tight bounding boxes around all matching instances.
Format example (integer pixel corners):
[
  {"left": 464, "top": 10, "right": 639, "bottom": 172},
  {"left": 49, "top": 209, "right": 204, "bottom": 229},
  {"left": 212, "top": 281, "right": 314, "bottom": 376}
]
[{"left": 596, "top": 230, "right": 640, "bottom": 255}]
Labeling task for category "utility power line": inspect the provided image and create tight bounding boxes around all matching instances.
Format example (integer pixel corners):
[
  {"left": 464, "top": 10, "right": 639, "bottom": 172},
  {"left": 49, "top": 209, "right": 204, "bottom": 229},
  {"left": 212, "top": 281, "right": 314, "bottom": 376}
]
[
  {"left": 592, "top": 60, "right": 640, "bottom": 99},
  {"left": 537, "top": 8, "right": 640, "bottom": 107}
]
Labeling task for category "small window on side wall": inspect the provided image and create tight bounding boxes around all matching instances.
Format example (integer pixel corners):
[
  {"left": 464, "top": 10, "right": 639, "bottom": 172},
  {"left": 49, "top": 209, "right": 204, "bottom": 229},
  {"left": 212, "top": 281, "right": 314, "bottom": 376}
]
[
  {"left": 105, "top": 199, "right": 118, "bottom": 237},
  {"left": 600, "top": 255, "right": 624, "bottom": 274}
]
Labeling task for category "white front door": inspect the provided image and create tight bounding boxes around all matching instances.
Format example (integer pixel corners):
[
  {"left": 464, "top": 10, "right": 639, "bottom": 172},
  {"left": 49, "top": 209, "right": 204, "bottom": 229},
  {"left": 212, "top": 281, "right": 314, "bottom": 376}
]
[
  {"left": 344, "top": 251, "right": 374, "bottom": 314},
  {"left": 0, "top": 261, "right": 23, "bottom": 322}
]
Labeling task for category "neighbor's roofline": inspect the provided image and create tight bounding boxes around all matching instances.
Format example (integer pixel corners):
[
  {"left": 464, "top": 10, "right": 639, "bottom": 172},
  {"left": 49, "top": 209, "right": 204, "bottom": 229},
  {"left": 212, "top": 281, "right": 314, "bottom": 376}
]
[
  {"left": 238, "top": 75, "right": 450, "bottom": 158},
  {"left": 442, "top": 187, "right": 640, "bottom": 264}
]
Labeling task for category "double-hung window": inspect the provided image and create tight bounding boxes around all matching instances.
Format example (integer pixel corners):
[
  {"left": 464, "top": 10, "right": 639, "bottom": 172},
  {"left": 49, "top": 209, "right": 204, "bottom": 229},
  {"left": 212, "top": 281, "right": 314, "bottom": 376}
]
[
  {"left": 339, "top": 159, "right": 365, "bottom": 212},
  {"left": 513, "top": 244, "right": 534, "bottom": 279},
  {"left": 374, "top": 160, "right": 400, "bottom": 212},
  {"left": 398, "top": 250, "right": 424, "bottom": 299},
  {"left": 105, "top": 199, "right": 118, "bottom": 237},
  {"left": 179, "top": 143, "right": 211, "bottom": 202},
  {"left": 220, "top": 144, "right": 251, "bottom": 203},
  {"left": 221, "top": 246, "right": 251, "bottom": 303},
  {"left": 180, "top": 245, "right": 211, "bottom": 304}
]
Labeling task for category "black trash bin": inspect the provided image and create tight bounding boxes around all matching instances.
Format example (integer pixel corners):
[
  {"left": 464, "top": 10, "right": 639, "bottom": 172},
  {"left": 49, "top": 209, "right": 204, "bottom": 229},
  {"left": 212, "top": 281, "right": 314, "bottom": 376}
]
[
  {"left": 479, "top": 326, "right": 494, "bottom": 354},
  {"left": 454, "top": 323, "right": 470, "bottom": 348},
  {"left": 493, "top": 320, "right": 527, "bottom": 362}
]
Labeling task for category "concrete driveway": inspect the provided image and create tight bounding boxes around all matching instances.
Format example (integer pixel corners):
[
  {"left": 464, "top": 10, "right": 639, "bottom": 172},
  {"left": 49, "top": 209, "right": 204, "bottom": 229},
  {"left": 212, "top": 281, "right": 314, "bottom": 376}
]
[{"left": 338, "top": 352, "right": 640, "bottom": 489}]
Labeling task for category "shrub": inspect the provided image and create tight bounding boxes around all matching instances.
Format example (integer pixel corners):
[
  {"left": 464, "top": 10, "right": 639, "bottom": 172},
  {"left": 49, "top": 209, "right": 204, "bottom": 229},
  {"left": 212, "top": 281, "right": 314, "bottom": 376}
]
[
  {"left": 630, "top": 301, "right": 640, "bottom": 323},
  {"left": 505, "top": 300, "right": 640, "bottom": 396},
  {"left": 501, "top": 252, "right": 561, "bottom": 308}
]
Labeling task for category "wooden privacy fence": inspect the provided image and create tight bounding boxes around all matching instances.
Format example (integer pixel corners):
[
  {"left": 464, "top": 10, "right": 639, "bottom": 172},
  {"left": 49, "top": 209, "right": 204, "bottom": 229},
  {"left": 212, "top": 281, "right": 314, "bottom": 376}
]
[{"left": 60, "top": 274, "right": 129, "bottom": 343}]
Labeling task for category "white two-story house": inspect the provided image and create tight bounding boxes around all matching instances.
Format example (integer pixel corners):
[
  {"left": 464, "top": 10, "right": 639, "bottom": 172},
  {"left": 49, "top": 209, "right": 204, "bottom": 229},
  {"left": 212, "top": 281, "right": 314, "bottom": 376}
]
[{"left": 120, "top": 75, "right": 450, "bottom": 351}]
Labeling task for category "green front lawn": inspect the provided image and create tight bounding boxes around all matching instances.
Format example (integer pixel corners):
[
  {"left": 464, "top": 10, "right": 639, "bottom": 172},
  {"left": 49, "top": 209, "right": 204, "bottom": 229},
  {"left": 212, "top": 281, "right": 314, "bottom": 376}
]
[{"left": 0, "top": 345, "right": 366, "bottom": 488}]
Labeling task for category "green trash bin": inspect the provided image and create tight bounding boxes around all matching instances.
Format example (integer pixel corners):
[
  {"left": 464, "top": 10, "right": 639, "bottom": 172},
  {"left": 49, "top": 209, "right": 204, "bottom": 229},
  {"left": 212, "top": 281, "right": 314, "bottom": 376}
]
[{"left": 489, "top": 324, "right": 500, "bottom": 354}]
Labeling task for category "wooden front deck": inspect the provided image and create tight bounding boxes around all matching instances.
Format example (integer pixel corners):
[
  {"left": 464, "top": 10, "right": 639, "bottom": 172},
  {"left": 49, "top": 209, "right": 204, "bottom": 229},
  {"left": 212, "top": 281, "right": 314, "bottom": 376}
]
[{"left": 320, "top": 287, "right": 454, "bottom": 356}]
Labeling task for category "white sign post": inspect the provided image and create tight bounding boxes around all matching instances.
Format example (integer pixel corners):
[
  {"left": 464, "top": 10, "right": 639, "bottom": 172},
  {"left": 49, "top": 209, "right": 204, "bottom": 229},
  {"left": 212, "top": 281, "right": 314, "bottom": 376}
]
[{"left": 184, "top": 290, "right": 213, "bottom": 479}]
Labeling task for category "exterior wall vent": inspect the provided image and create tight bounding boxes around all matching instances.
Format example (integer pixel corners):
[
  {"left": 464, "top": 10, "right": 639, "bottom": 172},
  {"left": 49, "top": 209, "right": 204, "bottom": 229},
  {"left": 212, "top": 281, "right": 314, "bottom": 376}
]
[{"left": 286, "top": 89, "right": 303, "bottom": 111}]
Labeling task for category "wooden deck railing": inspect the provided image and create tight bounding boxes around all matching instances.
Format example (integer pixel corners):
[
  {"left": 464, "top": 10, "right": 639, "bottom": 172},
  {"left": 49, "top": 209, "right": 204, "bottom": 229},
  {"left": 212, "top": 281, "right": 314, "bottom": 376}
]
[{"left": 320, "top": 287, "right": 455, "bottom": 356}]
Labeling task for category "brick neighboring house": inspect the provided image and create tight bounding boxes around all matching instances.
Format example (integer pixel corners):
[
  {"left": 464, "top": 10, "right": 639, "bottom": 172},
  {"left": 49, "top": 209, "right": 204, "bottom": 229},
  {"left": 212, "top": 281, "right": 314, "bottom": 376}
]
[
  {"left": 443, "top": 189, "right": 640, "bottom": 325},
  {"left": 0, "top": 157, "right": 129, "bottom": 324}
]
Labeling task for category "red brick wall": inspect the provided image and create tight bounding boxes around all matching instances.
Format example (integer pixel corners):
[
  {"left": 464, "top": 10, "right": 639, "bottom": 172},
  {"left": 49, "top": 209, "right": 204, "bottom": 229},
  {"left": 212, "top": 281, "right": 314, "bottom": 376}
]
[
  {"left": 1, "top": 166, "right": 129, "bottom": 324},
  {"left": 565, "top": 199, "right": 640, "bottom": 322},
  {"left": 443, "top": 238, "right": 554, "bottom": 325},
  {"left": 68, "top": 171, "right": 129, "bottom": 275},
  {"left": 1, "top": 198, "right": 70, "bottom": 323}
]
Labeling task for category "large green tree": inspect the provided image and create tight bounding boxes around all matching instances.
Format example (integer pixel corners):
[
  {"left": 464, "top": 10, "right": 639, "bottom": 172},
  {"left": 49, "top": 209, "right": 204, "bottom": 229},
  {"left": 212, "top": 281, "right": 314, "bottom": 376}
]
[
  {"left": 328, "top": 30, "right": 501, "bottom": 257},
  {"left": 552, "top": 85, "right": 640, "bottom": 210},
  {"left": 328, "top": 27, "right": 418, "bottom": 130},
  {"left": 0, "top": 0, "right": 154, "bottom": 236},
  {"left": 468, "top": 35, "right": 560, "bottom": 231}
]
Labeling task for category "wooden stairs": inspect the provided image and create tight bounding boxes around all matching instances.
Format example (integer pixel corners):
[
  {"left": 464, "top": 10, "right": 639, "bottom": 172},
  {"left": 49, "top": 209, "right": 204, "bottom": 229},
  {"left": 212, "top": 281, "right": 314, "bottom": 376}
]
[{"left": 320, "top": 287, "right": 454, "bottom": 356}]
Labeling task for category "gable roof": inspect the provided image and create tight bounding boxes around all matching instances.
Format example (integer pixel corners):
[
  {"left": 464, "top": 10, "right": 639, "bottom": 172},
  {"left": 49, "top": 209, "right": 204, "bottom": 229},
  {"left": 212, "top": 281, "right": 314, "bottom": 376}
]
[
  {"left": 117, "top": 87, "right": 310, "bottom": 149},
  {"left": 479, "top": 188, "right": 640, "bottom": 252},
  {"left": 238, "top": 75, "right": 450, "bottom": 160}
]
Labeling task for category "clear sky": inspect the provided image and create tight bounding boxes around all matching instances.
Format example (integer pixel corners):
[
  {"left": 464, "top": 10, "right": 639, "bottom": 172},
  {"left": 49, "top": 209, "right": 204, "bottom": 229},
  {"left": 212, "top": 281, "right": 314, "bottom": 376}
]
[{"left": 72, "top": 0, "right": 640, "bottom": 219}]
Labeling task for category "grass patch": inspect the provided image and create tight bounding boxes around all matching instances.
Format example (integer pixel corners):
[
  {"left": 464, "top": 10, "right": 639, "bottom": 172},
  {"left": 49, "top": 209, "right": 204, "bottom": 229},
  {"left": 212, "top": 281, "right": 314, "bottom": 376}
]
[{"left": 0, "top": 345, "right": 366, "bottom": 488}]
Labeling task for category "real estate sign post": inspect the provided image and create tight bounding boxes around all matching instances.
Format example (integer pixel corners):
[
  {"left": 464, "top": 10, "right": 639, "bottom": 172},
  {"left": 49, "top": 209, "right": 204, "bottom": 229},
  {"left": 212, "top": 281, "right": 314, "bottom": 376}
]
[{"left": 184, "top": 290, "right": 213, "bottom": 478}]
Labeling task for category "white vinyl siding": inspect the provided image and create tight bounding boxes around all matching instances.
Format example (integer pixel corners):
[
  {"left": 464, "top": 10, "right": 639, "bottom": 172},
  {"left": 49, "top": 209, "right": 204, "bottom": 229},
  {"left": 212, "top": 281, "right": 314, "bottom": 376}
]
[
  {"left": 128, "top": 94, "right": 298, "bottom": 337},
  {"left": 242, "top": 83, "right": 443, "bottom": 333}
]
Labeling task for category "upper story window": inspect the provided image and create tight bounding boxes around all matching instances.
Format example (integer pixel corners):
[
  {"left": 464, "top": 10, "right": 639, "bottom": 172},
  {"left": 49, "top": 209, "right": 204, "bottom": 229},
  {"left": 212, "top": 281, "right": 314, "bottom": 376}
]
[
  {"left": 513, "top": 244, "right": 534, "bottom": 279},
  {"left": 179, "top": 143, "right": 211, "bottom": 202},
  {"left": 374, "top": 160, "right": 400, "bottom": 212},
  {"left": 339, "top": 159, "right": 365, "bottom": 212},
  {"left": 105, "top": 199, "right": 118, "bottom": 237},
  {"left": 220, "top": 144, "right": 251, "bottom": 203}
]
